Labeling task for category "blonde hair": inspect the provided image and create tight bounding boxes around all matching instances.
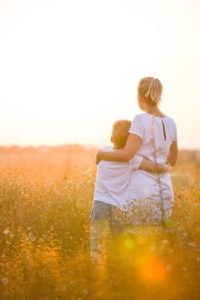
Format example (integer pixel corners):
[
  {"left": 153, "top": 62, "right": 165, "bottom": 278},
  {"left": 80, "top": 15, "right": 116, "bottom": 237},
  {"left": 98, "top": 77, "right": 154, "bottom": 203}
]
[
  {"left": 138, "top": 77, "right": 163, "bottom": 105},
  {"left": 111, "top": 120, "right": 131, "bottom": 149}
]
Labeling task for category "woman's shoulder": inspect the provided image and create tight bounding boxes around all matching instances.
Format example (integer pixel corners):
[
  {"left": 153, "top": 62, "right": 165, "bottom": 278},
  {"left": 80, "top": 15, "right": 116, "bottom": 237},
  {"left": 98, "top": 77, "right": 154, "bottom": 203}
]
[
  {"left": 132, "top": 113, "right": 156, "bottom": 125},
  {"left": 132, "top": 113, "right": 148, "bottom": 121},
  {"left": 134, "top": 113, "right": 176, "bottom": 123},
  {"left": 163, "top": 116, "right": 177, "bottom": 127},
  {"left": 132, "top": 113, "right": 177, "bottom": 128}
]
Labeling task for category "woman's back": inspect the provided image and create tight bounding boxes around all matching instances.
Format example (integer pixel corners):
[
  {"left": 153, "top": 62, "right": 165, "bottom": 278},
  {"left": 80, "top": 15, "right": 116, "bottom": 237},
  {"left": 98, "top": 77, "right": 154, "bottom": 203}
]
[
  {"left": 129, "top": 113, "right": 177, "bottom": 164},
  {"left": 96, "top": 76, "right": 178, "bottom": 224},
  {"left": 128, "top": 113, "right": 177, "bottom": 223}
]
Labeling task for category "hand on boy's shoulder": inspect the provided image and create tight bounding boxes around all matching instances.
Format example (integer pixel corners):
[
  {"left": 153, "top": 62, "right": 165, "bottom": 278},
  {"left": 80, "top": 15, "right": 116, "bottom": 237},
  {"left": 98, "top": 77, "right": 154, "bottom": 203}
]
[{"left": 96, "top": 145, "right": 113, "bottom": 165}]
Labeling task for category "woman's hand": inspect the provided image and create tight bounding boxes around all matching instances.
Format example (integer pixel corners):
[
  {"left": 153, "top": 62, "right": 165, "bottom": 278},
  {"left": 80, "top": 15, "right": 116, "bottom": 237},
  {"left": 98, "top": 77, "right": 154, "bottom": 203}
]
[{"left": 139, "top": 159, "right": 171, "bottom": 173}]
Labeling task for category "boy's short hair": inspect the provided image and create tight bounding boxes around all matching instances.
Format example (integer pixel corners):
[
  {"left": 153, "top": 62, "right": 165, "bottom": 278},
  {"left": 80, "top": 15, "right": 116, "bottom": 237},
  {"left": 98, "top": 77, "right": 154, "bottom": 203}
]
[{"left": 111, "top": 120, "right": 131, "bottom": 149}]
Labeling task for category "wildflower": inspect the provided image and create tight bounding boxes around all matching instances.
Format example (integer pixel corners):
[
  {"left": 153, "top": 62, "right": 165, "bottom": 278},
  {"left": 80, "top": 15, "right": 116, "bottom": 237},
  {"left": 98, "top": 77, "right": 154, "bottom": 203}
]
[
  {"left": 188, "top": 242, "right": 196, "bottom": 249},
  {"left": 28, "top": 233, "right": 35, "bottom": 242},
  {"left": 2, "top": 278, "right": 9, "bottom": 285},
  {"left": 196, "top": 257, "right": 200, "bottom": 262},
  {"left": 149, "top": 245, "right": 157, "bottom": 251},
  {"left": 3, "top": 228, "right": 9, "bottom": 235},
  {"left": 82, "top": 289, "right": 88, "bottom": 296},
  {"left": 166, "top": 264, "right": 172, "bottom": 271},
  {"left": 182, "top": 232, "right": 188, "bottom": 237},
  {"left": 162, "top": 239, "right": 169, "bottom": 245}
]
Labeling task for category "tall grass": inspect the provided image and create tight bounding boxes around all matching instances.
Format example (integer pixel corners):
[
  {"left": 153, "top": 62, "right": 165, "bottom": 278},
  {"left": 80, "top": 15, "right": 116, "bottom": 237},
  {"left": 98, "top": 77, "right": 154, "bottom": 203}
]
[{"left": 0, "top": 147, "right": 200, "bottom": 300}]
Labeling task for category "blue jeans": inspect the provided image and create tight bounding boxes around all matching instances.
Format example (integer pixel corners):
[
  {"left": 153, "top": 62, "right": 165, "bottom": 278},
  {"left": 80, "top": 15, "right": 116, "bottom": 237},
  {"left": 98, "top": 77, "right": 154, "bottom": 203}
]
[{"left": 90, "top": 201, "right": 125, "bottom": 257}]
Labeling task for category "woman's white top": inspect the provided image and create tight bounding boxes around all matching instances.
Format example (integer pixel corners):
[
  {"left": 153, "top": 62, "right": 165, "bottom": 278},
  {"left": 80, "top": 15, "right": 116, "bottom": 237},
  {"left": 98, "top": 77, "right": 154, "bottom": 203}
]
[{"left": 128, "top": 113, "right": 177, "bottom": 222}]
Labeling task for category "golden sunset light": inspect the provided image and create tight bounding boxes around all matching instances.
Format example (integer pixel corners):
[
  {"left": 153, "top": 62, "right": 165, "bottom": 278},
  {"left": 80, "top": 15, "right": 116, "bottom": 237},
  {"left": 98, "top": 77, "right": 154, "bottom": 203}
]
[
  {"left": 0, "top": 0, "right": 200, "bottom": 148},
  {"left": 1, "top": 2, "right": 200, "bottom": 300}
]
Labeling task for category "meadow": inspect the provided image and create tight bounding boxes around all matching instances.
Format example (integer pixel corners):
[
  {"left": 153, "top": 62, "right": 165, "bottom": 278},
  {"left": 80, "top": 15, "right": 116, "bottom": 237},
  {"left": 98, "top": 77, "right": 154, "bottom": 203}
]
[{"left": 0, "top": 146, "right": 200, "bottom": 300}]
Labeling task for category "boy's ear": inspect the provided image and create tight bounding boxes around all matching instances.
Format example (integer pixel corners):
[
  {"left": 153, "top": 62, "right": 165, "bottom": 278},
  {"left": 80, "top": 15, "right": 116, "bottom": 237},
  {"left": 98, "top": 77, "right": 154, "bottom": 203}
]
[{"left": 111, "top": 135, "right": 113, "bottom": 143}]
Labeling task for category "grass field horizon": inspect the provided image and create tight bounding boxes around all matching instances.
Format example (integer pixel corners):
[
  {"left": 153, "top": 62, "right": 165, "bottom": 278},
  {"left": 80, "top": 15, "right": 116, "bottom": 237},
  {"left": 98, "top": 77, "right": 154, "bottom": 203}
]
[{"left": 0, "top": 146, "right": 200, "bottom": 299}]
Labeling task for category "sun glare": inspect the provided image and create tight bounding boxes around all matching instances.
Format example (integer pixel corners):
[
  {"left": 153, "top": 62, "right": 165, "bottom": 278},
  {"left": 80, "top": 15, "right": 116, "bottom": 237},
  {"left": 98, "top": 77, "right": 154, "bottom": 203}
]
[
  {"left": 136, "top": 255, "right": 166, "bottom": 284},
  {"left": 0, "top": 0, "right": 200, "bottom": 148}
]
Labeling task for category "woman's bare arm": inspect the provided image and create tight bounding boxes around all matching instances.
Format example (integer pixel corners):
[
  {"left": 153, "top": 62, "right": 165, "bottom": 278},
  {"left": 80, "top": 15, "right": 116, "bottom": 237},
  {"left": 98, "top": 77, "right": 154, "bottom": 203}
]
[
  {"left": 96, "top": 134, "right": 142, "bottom": 164},
  {"left": 167, "top": 141, "right": 178, "bottom": 167},
  {"left": 139, "top": 159, "right": 170, "bottom": 173}
]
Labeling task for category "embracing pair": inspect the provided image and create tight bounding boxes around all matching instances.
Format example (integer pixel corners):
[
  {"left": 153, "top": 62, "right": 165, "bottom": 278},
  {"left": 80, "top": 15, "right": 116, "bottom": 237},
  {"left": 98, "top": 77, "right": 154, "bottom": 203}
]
[{"left": 90, "top": 76, "right": 178, "bottom": 257}]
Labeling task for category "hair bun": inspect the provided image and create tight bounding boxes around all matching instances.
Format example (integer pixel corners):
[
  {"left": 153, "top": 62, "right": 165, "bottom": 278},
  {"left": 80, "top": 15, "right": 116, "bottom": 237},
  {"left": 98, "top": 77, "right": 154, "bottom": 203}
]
[{"left": 139, "top": 77, "right": 162, "bottom": 105}]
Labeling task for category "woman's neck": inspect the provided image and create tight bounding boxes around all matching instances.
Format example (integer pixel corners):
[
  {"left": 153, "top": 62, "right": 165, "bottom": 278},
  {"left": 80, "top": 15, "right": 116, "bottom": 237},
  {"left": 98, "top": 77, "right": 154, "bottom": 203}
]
[{"left": 144, "top": 105, "right": 165, "bottom": 117}]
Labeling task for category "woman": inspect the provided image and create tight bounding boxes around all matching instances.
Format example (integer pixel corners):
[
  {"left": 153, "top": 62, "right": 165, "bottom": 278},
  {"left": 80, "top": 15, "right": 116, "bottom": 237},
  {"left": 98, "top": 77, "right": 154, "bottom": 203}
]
[{"left": 96, "top": 77, "right": 178, "bottom": 225}]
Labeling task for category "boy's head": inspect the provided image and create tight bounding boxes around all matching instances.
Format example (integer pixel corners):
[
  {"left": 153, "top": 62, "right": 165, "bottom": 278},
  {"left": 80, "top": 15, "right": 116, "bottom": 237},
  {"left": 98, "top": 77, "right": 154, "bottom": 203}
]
[{"left": 111, "top": 119, "right": 131, "bottom": 149}]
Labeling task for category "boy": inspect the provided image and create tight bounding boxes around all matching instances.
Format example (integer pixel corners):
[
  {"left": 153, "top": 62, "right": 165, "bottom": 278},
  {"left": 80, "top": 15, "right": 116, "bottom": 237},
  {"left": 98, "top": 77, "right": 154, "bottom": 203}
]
[{"left": 90, "top": 120, "right": 168, "bottom": 257}]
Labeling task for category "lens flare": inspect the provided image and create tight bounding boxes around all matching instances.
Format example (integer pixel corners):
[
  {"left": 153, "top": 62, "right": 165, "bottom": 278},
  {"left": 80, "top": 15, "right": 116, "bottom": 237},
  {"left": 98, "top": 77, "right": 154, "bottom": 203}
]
[
  {"left": 124, "top": 236, "right": 135, "bottom": 251},
  {"left": 136, "top": 255, "right": 166, "bottom": 284}
]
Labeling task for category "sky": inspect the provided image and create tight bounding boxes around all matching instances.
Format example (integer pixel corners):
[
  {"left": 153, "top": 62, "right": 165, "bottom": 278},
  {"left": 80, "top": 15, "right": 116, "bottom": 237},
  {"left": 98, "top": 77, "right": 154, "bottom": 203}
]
[{"left": 0, "top": 0, "right": 200, "bottom": 149}]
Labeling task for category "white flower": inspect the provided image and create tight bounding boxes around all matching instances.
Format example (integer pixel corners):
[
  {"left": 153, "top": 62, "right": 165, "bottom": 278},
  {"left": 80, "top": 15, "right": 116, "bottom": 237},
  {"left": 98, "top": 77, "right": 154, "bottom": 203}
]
[
  {"left": 188, "top": 242, "right": 196, "bottom": 248},
  {"left": 3, "top": 228, "right": 9, "bottom": 235},
  {"left": 166, "top": 264, "right": 172, "bottom": 271},
  {"left": 149, "top": 245, "right": 156, "bottom": 251},
  {"left": 162, "top": 239, "right": 169, "bottom": 244},
  {"left": 2, "top": 278, "right": 9, "bottom": 285}
]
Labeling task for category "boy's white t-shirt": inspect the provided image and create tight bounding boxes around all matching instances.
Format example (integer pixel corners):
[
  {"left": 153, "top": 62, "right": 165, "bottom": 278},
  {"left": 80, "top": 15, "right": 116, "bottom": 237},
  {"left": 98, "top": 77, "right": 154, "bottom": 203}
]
[{"left": 93, "top": 146, "right": 143, "bottom": 210}]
